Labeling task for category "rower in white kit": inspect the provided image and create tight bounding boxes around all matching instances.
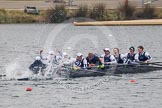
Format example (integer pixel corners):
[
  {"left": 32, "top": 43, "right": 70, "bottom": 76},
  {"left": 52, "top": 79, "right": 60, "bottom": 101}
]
[
  {"left": 125, "top": 46, "right": 137, "bottom": 64},
  {"left": 73, "top": 53, "right": 87, "bottom": 70},
  {"left": 135, "top": 46, "right": 152, "bottom": 63},
  {"left": 113, "top": 48, "right": 125, "bottom": 64}
]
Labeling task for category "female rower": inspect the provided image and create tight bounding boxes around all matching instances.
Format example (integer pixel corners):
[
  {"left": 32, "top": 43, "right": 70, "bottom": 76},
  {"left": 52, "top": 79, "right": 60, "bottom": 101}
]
[{"left": 113, "top": 48, "right": 125, "bottom": 64}]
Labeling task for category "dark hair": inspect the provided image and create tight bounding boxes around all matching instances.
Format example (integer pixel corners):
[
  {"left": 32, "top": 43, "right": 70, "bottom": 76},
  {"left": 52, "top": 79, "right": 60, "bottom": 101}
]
[
  {"left": 113, "top": 48, "right": 119, "bottom": 52},
  {"left": 129, "top": 46, "right": 135, "bottom": 51},
  {"left": 88, "top": 53, "right": 94, "bottom": 57},
  {"left": 138, "top": 46, "right": 144, "bottom": 50}
]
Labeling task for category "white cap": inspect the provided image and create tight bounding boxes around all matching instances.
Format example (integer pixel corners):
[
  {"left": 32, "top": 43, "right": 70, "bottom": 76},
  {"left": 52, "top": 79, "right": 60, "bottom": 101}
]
[
  {"left": 103, "top": 48, "right": 110, "bottom": 52},
  {"left": 48, "top": 51, "right": 54, "bottom": 55},
  {"left": 35, "top": 56, "right": 41, "bottom": 60},
  {"left": 76, "top": 53, "right": 83, "bottom": 57},
  {"left": 62, "top": 52, "right": 68, "bottom": 56}
]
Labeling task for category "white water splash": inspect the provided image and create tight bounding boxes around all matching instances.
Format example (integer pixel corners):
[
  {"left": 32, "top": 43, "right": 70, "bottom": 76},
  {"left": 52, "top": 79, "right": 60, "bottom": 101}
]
[{"left": 5, "top": 62, "right": 32, "bottom": 80}]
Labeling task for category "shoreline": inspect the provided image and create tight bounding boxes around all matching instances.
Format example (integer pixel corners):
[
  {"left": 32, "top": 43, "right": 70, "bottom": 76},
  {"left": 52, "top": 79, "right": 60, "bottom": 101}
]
[
  {"left": 1, "top": 9, "right": 162, "bottom": 25},
  {"left": 73, "top": 19, "right": 162, "bottom": 26},
  {"left": 1, "top": 19, "right": 162, "bottom": 26},
  {"left": 1, "top": 0, "right": 162, "bottom": 9},
  {"left": 1, "top": 0, "right": 162, "bottom": 25}
]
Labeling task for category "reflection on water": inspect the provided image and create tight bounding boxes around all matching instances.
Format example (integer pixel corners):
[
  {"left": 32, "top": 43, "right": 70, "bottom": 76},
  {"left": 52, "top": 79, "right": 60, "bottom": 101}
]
[{"left": 0, "top": 24, "right": 162, "bottom": 108}]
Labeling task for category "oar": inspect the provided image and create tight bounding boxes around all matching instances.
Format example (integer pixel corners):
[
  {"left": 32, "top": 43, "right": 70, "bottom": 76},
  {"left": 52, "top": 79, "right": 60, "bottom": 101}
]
[
  {"left": 65, "top": 66, "right": 108, "bottom": 75},
  {"left": 63, "top": 66, "right": 123, "bottom": 77},
  {"left": 136, "top": 61, "right": 162, "bottom": 65},
  {"left": 150, "top": 62, "right": 162, "bottom": 64},
  {"left": 64, "top": 64, "right": 127, "bottom": 72},
  {"left": 88, "top": 63, "right": 137, "bottom": 68},
  {"left": 149, "top": 63, "right": 162, "bottom": 66},
  {"left": 63, "top": 65, "right": 102, "bottom": 72},
  {"left": 135, "top": 61, "right": 162, "bottom": 67}
]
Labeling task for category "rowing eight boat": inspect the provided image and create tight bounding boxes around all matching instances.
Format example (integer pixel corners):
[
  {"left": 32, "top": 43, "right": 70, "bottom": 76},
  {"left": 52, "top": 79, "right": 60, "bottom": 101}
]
[{"left": 58, "top": 64, "right": 162, "bottom": 78}]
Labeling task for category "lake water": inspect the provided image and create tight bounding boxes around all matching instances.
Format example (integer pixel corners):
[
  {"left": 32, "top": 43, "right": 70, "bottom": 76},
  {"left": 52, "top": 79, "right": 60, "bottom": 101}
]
[{"left": 0, "top": 23, "right": 162, "bottom": 108}]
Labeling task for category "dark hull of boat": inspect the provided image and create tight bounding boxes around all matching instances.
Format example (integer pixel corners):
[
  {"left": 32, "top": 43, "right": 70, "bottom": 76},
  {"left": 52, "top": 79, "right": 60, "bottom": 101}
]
[
  {"left": 69, "top": 70, "right": 106, "bottom": 78},
  {"left": 17, "top": 78, "right": 30, "bottom": 81},
  {"left": 60, "top": 65, "right": 162, "bottom": 78}
]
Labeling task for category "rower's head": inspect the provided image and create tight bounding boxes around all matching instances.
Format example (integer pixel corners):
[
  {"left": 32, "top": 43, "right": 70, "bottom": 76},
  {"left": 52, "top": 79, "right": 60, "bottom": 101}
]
[
  {"left": 62, "top": 52, "right": 68, "bottom": 58},
  {"left": 76, "top": 53, "right": 83, "bottom": 61},
  {"left": 138, "top": 46, "right": 144, "bottom": 53},
  {"left": 103, "top": 48, "right": 110, "bottom": 55},
  {"left": 129, "top": 46, "right": 135, "bottom": 54},
  {"left": 48, "top": 51, "right": 55, "bottom": 55},
  {"left": 113, "top": 48, "right": 119, "bottom": 55},
  {"left": 88, "top": 53, "right": 94, "bottom": 60},
  {"left": 35, "top": 56, "right": 41, "bottom": 61}
]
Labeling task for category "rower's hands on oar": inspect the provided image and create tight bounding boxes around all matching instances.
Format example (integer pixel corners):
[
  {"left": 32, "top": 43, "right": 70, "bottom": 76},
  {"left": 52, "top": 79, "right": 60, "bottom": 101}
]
[
  {"left": 97, "top": 64, "right": 105, "bottom": 69},
  {"left": 73, "top": 66, "right": 81, "bottom": 71},
  {"left": 89, "top": 64, "right": 95, "bottom": 67},
  {"left": 144, "top": 60, "right": 149, "bottom": 63},
  {"left": 136, "top": 61, "right": 162, "bottom": 66}
]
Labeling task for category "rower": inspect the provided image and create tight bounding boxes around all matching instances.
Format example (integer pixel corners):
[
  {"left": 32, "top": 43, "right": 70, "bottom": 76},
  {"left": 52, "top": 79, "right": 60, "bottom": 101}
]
[
  {"left": 73, "top": 53, "right": 87, "bottom": 69},
  {"left": 113, "top": 48, "right": 125, "bottom": 64},
  {"left": 39, "top": 50, "right": 56, "bottom": 64},
  {"left": 125, "top": 46, "right": 136, "bottom": 64},
  {"left": 47, "top": 50, "right": 57, "bottom": 64},
  {"left": 29, "top": 56, "right": 46, "bottom": 74},
  {"left": 86, "top": 52, "right": 102, "bottom": 67},
  {"left": 61, "top": 52, "right": 74, "bottom": 66},
  {"left": 135, "top": 46, "right": 152, "bottom": 63},
  {"left": 103, "top": 48, "right": 117, "bottom": 65}
]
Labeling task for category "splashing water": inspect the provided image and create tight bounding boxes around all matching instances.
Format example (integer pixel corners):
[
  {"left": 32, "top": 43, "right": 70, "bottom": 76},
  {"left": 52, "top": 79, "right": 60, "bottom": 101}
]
[
  {"left": 3, "top": 49, "right": 69, "bottom": 81},
  {"left": 4, "top": 61, "right": 32, "bottom": 80}
]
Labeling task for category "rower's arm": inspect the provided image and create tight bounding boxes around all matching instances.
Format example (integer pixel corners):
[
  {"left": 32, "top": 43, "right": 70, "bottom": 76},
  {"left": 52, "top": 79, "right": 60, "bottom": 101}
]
[
  {"left": 83, "top": 59, "right": 88, "bottom": 68},
  {"left": 121, "top": 53, "right": 127, "bottom": 64},
  {"left": 123, "top": 53, "right": 129, "bottom": 63},
  {"left": 40, "top": 51, "right": 47, "bottom": 60},
  {"left": 121, "top": 54, "right": 127, "bottom": 60},
  {"left": 134, "top": 54, "right": 139, "bottom": 61},
  {"left": 145, "top": 52, "right": 152, "bottom": 61},
  {"left": 109, "top": 55, "right": 117, "bottom": 64},
  {"left": 96, "top": 57, "right": 102, "bottom": 65}
]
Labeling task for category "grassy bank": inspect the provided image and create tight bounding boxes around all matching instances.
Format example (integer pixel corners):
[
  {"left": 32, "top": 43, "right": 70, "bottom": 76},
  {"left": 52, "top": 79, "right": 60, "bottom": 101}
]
[
  {"left": 44, "top": 4, "right": 162, "bottom": 23},
  {"left": 0, "top": 9, "right": 45, "bottom": 23},
  {"left": 0, "top": 0, "right": 43, "bottom": 1},
  {"left": 0, "top": 1, "right": 162, "bottom": 24}
]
